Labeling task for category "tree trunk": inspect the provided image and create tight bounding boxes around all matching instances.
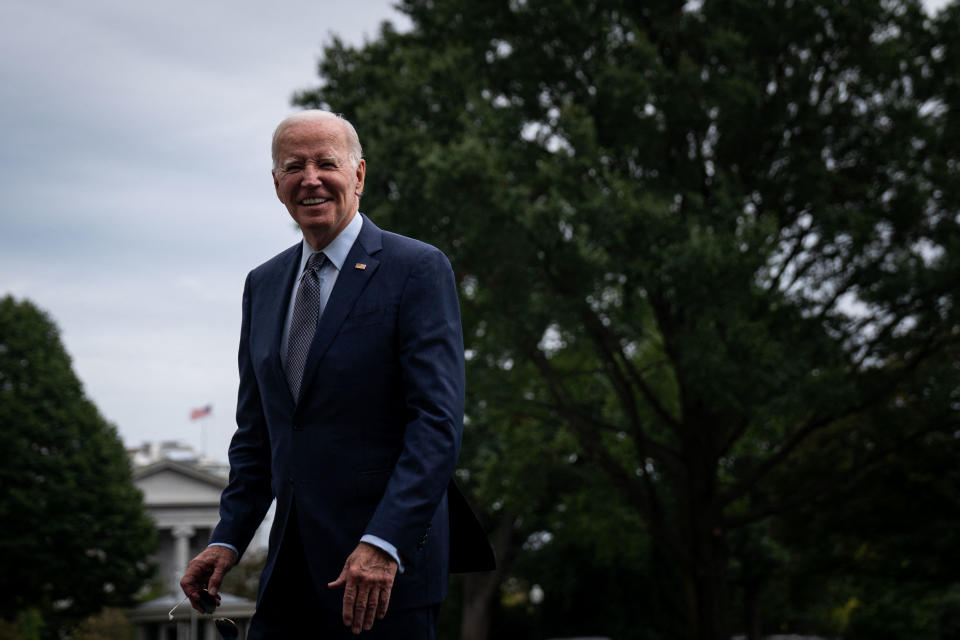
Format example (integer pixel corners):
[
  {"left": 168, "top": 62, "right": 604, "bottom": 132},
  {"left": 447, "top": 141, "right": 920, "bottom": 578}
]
[
  {"left": 685, "top": 521, "right": 729, "bottom": 640},
  {"left": 676, "top": 458, "right": 729, "bottom": 640},
  {"left": 459, "top": 509, "right": 516, "bottom": 640},
  {"left": 743, "top": 579, "right": 763, "bottom": 640},
  {"left": 460, "top": 572, "right": 498, "bottom": 640}
]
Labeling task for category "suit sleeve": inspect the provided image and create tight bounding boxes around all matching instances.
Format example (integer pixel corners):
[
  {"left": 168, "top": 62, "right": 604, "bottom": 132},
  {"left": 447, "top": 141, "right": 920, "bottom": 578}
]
[
  {"left": 210, "top": 271, "right": 275, "bottom": 560},
  {"left": 362, "top": 247, "right": 465, "bottom": 565}
]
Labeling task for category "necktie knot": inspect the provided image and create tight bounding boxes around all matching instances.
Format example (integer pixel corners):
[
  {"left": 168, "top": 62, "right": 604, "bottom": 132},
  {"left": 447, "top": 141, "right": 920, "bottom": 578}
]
[{"left": 306, "top": 252, "right": 326, "bottom": 273}]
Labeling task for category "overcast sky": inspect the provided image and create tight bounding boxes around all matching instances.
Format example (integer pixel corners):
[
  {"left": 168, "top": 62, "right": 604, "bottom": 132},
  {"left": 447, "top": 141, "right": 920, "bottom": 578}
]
[
  {"left": 0, "top": 0, "right": 410, "bottom": 462},
  {"left": 1, "top": 1, "right": 952, "bottom": 466}
]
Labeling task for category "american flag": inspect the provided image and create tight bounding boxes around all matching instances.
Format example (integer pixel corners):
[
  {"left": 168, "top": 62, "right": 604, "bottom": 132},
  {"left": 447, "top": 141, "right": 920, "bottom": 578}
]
[{"left": 189, "top": 405, "right": 213, "bottom": 420}]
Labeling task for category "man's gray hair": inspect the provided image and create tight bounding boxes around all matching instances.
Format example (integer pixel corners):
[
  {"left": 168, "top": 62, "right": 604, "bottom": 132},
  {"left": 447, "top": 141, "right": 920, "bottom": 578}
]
[{"left": 271, "top": 110, "right": 364, "bottom": 169}]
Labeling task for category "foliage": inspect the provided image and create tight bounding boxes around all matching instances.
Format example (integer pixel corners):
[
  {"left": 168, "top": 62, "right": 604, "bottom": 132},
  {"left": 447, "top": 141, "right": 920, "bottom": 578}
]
[
  {"left": 0, "top": 296, "right": 156, "bottom": 638},
  {"left": 759, "top": 377, "right": 960, "bottom": 637},
  {"left": 0, "top": 610, "right": 42, "bottom": 640},
  {"left": 296, "top": 0, "right": 960, "bottom": 638},
  {"left": 71, "top": 608, "right": 136, "bottom": 640},
  {"left": 220, "top": 547, "right": 267, "bottom": 601}
]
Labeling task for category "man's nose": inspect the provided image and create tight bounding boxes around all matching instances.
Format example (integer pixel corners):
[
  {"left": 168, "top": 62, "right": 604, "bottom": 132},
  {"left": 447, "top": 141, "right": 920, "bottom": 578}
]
[{"left": 302, "top": 163, "right": 323, "bottom": 185}]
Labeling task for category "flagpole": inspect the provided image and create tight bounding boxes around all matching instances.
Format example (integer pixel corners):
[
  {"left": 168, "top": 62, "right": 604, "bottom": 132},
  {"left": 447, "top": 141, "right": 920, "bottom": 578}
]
[
  {"left": 201, "top": 418, "right": 207, "bottom": 460},
  {"left": 189, "top": 405, "right": 213, "bottom": 461}
]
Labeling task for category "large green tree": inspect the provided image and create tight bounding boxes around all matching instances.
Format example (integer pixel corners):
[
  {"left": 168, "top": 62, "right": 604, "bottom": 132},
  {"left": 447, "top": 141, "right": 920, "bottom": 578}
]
[
  {"left": 0, "top": 296, "right": 155, "bottom": 639},
  {"left": 296, "top": 0, "right": 960, "bottom": 638}
]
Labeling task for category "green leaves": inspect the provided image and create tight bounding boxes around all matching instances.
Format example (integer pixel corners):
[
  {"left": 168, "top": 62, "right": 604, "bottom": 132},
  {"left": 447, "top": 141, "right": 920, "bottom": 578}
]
[
  {"left": 296, "top": 0, "right": 960, "bottom": 636},
  {"left": 0, "top": 296, "right": 156, "bottom": 638}
]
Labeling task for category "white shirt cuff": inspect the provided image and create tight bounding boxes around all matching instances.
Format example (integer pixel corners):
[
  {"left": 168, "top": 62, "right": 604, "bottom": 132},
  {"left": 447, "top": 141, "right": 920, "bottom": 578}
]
[
  {"left": 360, "top": 534, "right": 404, "bottom": 573},
  {"left": 207, "top": 542, "right": 238, "bottom": 558}
]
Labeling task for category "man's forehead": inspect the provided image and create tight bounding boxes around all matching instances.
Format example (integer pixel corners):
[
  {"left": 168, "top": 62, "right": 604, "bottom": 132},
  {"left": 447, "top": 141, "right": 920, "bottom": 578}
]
[
  {"left": 276, "top": 129, "right": 347, "bottom": 159},
  {"left": 278, "top": 118, "right": 346, "bottom": 145}
]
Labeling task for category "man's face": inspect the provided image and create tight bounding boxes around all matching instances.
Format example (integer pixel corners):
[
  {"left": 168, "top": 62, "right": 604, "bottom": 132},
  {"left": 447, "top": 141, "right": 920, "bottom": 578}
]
[{"left": 272, "top": 118, "right": 366, "bottom": 249}]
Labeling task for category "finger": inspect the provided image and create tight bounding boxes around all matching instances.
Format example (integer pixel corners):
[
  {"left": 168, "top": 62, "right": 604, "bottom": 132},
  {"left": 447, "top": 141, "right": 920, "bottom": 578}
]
[
  {"left": 180, "top": 561, "right": 206, "bottom": 591},
  {"left": 376, "top": 585, "right": 392, "bottom": 620},
  {"left": 207, "top": 554, "right": 235, "bottom": 595},
  {"left": 362, "top": 588, "right": 380, "bottom": 631},
  {"left": 208, "top": 568, "right": 226, "bottom": 595},
  {"left": 328, "top": 569, "right": 347, "bottom": 590},
  {"left": 180, "top": 575, "right": 203, "bottom": 610},
  {"left": 187, "top": 590, "right": 208, "bottom": 614},
  {"left": 352, "top": 585, "right": 370, "bottom": 634},
  {"left": 341, "top": 582, "right": 357, "bottom": 628},
  {"left": 179, "top": 574, "right": 198, "bottom": 597}
]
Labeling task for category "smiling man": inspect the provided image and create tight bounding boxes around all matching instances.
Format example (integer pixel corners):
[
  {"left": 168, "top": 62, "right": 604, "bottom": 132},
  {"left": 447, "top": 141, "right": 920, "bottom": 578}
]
[
  {"left": 180, "top": 110, "right": 492, "bottom": 638},
  {"left": 272, "top": 112, "right": 366, "bottom": 249}
]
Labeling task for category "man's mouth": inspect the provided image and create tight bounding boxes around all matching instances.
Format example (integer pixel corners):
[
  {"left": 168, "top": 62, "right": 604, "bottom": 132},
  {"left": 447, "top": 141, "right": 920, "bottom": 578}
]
[{"left": 300, "top": 197, "right": 330, "bottom": 206}]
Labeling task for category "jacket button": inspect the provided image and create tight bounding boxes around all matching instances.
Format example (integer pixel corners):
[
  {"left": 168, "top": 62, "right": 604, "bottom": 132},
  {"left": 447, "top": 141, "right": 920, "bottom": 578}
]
[{"left": 292, "top": 423, "right": 303, "bottom": 431}]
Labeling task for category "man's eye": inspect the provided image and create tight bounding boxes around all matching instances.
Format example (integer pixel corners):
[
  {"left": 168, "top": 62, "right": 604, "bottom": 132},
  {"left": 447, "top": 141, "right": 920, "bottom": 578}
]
[{"left": 284, "top": 165, "right": 303, "bottom": 173}]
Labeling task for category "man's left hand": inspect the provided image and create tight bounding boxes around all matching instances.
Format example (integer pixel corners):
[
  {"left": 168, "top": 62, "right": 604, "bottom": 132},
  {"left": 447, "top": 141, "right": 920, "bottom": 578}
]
[{"left": 328, "top": 542, "right": 398, "bottom": 634}]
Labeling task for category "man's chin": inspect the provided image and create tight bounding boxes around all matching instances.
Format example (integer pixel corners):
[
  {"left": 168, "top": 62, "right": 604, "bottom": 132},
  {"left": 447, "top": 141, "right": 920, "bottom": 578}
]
[
  {"left": 297, "top": 213, "right": 356, "bottom": 248},
  {"left": 293, "top": 210, "right": 333, "bottom": 230}
]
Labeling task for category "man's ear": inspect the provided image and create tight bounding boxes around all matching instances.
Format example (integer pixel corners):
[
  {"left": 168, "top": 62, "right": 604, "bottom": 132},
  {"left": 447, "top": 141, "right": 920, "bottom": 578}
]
[
  {"left": 272, "top": 169, "right": 282, "bottom": 200},
  {"left": 355, "top": 159, "right": 366, "bottom": 196}
]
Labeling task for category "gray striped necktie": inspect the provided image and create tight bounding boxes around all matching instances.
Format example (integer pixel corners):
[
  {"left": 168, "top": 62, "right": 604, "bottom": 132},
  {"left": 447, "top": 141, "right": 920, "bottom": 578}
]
[{"left": 285, "top": 252, "right": 327, "bottom": 400}]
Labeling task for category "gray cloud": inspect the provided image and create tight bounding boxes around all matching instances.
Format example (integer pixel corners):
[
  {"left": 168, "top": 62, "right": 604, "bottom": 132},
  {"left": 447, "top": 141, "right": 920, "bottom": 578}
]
[{"left": 0, "top": 0, "right": 409, "bottom": 461}]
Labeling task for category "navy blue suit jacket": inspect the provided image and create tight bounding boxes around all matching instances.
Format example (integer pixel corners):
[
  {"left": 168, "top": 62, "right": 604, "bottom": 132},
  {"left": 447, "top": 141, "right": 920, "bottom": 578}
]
[{"left": 211, "top": 214, "right": 476, "bottom": 612}]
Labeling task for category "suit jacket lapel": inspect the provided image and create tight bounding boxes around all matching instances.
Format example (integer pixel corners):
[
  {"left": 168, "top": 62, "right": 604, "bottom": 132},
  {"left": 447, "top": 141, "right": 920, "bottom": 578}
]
[
  {"left": 297, "top": 216, "right": 383, "bottom": 404},
  {"left": 259, "top": 243, "right": 303, "bottom": 403}
]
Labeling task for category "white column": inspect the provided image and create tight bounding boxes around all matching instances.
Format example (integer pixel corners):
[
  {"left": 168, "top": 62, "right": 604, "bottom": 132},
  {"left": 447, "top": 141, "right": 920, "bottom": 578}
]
[{"left": 171, "top": 525, "right": 196, "bottom": 594}]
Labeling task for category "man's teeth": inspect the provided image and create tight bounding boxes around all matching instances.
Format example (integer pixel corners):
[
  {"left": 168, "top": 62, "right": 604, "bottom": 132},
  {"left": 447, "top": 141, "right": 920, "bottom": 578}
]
[{"left": 301, "top": 198, "right": 329, "bottom": 205}]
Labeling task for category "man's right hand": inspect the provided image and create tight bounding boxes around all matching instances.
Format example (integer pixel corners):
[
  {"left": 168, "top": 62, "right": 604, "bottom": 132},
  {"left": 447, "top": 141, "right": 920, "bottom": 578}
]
[{"left": 180, "top": 545, "right": 238, "bottom": 612}]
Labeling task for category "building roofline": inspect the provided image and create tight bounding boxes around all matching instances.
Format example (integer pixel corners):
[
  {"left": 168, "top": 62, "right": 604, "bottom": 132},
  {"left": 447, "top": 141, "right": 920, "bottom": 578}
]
[{"left": 133, "top": 458, "right": 228, "bottom": 490}]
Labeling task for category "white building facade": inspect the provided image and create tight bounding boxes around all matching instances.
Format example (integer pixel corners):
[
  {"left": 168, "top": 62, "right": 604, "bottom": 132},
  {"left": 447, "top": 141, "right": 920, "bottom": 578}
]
[{"left": 127, "top": 447, "right": 256, "bottom": 640}]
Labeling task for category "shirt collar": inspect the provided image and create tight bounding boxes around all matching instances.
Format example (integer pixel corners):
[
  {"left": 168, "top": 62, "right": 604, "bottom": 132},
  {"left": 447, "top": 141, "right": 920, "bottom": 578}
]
[{"left": 298, "top": 211, "right": 363, "bottom": 274}]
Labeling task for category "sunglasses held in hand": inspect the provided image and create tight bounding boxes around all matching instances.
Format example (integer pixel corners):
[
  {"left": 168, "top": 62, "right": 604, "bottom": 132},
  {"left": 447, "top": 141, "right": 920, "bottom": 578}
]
[
  {"left": 168, "top": 589, "right": 239, "bottom": 639},
  {"left": 215, "top": 617, "right": 240, "bottom": 638}
]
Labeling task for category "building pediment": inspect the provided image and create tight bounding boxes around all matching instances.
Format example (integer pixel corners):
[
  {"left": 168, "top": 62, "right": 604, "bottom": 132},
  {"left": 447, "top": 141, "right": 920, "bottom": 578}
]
[{"left": 134, "top": 459, "right": 226, "bottom": 507}]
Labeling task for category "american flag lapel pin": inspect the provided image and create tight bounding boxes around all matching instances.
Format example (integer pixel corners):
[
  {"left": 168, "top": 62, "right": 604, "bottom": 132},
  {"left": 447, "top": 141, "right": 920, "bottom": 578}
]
[{"left": 354, "top": 263, "right": 367, "bottom": 270}]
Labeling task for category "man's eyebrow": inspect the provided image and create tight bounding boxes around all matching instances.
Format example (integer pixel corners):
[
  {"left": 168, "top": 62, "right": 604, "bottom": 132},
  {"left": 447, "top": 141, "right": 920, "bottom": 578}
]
[{"left": 280, "top": 154, "right": 339, "bottom": 168}]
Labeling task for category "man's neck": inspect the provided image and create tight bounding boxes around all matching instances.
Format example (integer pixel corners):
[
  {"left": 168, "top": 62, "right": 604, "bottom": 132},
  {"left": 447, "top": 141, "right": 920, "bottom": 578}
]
[{"left": 303, "top": 209, "right": 358, "bottom": 251}]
